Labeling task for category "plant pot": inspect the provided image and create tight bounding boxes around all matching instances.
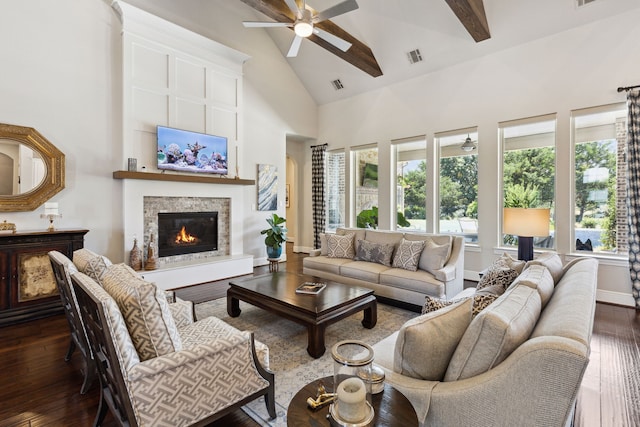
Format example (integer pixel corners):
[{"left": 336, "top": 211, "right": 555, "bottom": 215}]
[{"left": 266, "top": 245, "right": 282, "bottom": 259}]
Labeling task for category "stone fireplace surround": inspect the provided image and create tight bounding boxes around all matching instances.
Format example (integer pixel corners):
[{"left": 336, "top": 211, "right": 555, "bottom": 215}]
[{"left": 143, "top": 196, "right": 230, "bottom": 265}]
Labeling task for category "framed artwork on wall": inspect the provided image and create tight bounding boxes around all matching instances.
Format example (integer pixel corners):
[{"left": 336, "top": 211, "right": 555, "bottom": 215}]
[{"left": 257, "top": 164, "right": 278, "bottom": 211}]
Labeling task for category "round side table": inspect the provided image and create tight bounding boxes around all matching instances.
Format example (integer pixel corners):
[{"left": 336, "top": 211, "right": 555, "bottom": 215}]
[
  {"left": 286, "top": 375, "right": 418, "bottom": 426},
  {"left": 267, "top": 258, "right": 280, "bottom": 272}
]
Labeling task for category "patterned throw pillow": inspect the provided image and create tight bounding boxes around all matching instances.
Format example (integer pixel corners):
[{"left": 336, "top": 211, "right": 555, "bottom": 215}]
[
  {"left": 73, "top": 248, "right": 112, "bottom": 286},
  {"left": 354, "top": 239, "right": 395, "bottom": 266},
  {"left": 422, "top": 294, "right": 498, "bottom": 317},
  {"left": 422, "top": 295, "right": 456, "bottom": 314},
  {"left": 476, "top": 258, "right": 518, "bottom": 292},
  {"left": 392, "top": 239, "right": 426, "bottom": 271},
  {"left": 327, "top": 233, "right": 355, "bottom": 259},
  {"left": 102, "top": 264, "right": 182, "bottom": 361},
  {"left": 471, "top": 294, "right": 500, "bottom": 317}
]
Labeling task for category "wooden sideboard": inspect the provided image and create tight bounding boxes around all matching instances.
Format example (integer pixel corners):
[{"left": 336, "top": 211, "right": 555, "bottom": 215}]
[{"left": 0, "top": 229, "right": 88, "bottom": 326}]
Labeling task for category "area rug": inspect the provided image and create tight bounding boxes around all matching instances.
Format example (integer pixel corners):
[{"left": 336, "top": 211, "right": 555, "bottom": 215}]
[{"left": 195, "top": 299, "right": 416, "bottom": 426}]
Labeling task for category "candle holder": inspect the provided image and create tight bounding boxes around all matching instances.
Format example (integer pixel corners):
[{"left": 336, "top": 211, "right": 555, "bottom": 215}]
[
  {"left": 329, "top": 340, "right": 375, "bottom": 426},
  {"left": 40, "top": 213, "right": 62, "bottom": 231}
]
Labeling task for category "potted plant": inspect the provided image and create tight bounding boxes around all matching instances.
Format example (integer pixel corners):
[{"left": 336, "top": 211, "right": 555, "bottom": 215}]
[{"left": 261, "top": 213, "right": 287, "bottom": 259}]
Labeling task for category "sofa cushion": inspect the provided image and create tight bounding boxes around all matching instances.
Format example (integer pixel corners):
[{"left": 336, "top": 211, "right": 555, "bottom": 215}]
[
  {"left": 394, "top": 298, "right": 473, "bottom": 381},
  {"left": 380, "top": 268, "right": 445, "bottom": 298},
  {"left": 340, "top": 260, "right": 390, "bottom": 283},
  {"left": 508, "top": 264, "right": 554, "bottom": 307},
  {"left": 476, "top": 258, "right": 519, "bottom": 292},
  {"left": 102, "top": 263, "right": 182, "bottom": 361},
  {"left": 73, "top": 248, "right": 112, "bottom": 286},
  {"left": 364, "top": 229, "right": 404, "bottom": 249},
  {"left": 303, "top": 255, "right": 353, "bottom": 275},
  {"left": 444, "top": 285, "right": 541, "bottom": 381},
  {"left": 327, "top": 233, "right": 355, "bottom": 259},
  {"left": 354, "top": 239, "right": 395, "bottom": 266},
  {"left": 392, "top": 239, "right": 425, "bottom": 271},
  {"left": 525, "top": 252, "right": 563, "bottom": 284},
  {"left": 403, "top": 234, "right": 453, "bottom": 274}
]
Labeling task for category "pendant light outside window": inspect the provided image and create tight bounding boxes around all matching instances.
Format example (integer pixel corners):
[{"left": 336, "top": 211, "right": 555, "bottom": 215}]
[{"left": 460, "top": 135, "right": 476, "bottom": 152}]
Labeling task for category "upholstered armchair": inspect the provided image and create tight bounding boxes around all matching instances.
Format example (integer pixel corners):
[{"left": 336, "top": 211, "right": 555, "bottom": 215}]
[
  {"left": 71, "top": 265, "right": 275, "bottom": 426},
  {"left": 48, "top": 250, "right": 97, "bottom": 394}
]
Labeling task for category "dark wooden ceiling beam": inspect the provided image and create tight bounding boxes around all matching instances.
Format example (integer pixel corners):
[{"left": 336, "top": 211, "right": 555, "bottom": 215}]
[
  {"left": 239, "top": 0, "right": 383, "bottom": 77},
  {"left": 444, "top": 0, "right": 491, "bottom": 42}
]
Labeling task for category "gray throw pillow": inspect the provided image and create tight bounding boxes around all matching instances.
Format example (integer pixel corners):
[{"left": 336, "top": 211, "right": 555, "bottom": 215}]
[{"left": 354, "top": 239, "right": 395, "bottom": 266}]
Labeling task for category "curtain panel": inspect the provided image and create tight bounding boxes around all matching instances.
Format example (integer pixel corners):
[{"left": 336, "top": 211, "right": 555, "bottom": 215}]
[
  {"left": 626, "top": 89, "right": 640, "bottom": 309},
  {"left": 311, "top": 144, "right": 327, "bottom": 249}
]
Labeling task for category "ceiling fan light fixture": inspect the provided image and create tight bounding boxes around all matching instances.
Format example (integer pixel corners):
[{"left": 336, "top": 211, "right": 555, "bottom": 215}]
[
  {"left": 461, "top": 136, "right": 477, "bottom": 152},
  {"left": 294, "top": 9, "right": 313, "bottom": 37}
]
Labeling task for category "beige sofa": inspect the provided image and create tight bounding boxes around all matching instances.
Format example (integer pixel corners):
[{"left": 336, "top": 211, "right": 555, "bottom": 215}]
[
  {"left": 372, "top": 256, "right": 598, "bottom": 427},
  {"left": 303, "top": 228, "right": 465, "bottom": 305}
]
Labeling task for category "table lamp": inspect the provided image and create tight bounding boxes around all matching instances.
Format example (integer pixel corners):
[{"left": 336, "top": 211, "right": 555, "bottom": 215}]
[{"left": 503, "top": 207, "right": 550, "bottom": 261}]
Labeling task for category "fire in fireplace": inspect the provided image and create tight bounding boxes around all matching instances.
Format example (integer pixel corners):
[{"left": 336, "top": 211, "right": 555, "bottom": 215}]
[{"left": 157, "top": 212, "right": 218, "bottom": 257}]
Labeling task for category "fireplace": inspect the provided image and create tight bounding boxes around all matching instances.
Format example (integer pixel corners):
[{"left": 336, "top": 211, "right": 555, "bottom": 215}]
[{"left": 157, "top": 212, "right": 218, "bottom": 258}]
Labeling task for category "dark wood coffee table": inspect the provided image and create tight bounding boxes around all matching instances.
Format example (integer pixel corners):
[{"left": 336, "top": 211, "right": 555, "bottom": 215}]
[
  {"left": 287, "top": 375, "right": 418, "bottom": 426},
  {"left": 227, "top": 271, "right": 377, "bottom": 358}
]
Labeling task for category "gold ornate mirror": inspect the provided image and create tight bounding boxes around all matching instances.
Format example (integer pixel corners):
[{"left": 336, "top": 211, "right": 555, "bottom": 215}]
[{"left": 0, "top": 123, "right": 65, "bottom": 212}]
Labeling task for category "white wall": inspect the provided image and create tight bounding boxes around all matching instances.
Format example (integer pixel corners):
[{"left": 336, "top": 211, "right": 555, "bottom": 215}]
[
  {"left": 315, "top": 9, "right": 640, "bottom": 306},
  {"left": 0, "top": 0, "right": 318, "bottom": 267}
]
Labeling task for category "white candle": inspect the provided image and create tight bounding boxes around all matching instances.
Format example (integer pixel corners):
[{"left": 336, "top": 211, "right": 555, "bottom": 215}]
[
  {"left": 336, "top": 377, "right": 367, "bottom": 423},
  {"left": 44, "top": 202, "right": 59, "bottom": 216}
]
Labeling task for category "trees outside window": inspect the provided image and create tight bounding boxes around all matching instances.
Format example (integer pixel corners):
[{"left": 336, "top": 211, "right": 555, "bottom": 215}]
[
  {"left": 437, "top": 130, "right": 479, "bottom": 243},
  {"left": 501, "top": 116, "right": 556, "bottom": 249},
  {"left": 572, "top": 104, "right": 627, "bottom": 254},
  {"left": 394, "top": 138, "right": 427, "bottom": 231},
  {"left": 352, "top": 146, "right": 379, "bottom": 228}
]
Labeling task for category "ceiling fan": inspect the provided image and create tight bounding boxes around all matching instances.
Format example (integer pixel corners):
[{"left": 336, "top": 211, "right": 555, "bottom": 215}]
[{"left": 243, "top": 0, "right": 359, "bottom": 58}]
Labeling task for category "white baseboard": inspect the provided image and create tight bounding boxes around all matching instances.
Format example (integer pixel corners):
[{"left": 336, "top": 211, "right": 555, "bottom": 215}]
[{"left": 596, "top": 289, "right": 636, "bottom": 307}]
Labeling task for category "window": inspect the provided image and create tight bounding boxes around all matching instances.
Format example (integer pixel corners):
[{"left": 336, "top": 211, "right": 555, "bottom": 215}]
[
  {"left": 352, "top": 146, "right": 379, "bottom": 228},
  {"left": 501, "top": 115, "right": 556, "bottom": 249},
  {"left": 437, "top": 129, "right": 479, "bottom": 242},
  {"left": 326, "top": 150, "right": 345, "bottom": 232},
  {"left": 572, "top": 103, "right": 627, "bottom": 254},
  {"left": 394, "top": 138, "right": 427, "bottom": 231}
]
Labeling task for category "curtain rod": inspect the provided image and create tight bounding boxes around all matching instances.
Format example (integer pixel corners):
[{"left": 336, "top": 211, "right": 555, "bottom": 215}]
[
  {"left": 310, "top": 143, "right": 328, "bottom": 148},
  {"left": 617, "top": 84, "right": 640, "bottom": 92}
]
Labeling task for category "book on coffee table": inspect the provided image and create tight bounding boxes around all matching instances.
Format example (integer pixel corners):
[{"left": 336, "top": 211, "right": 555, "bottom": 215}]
[{"left": 296, "top": 282, "right": 326, "bottom": 294}]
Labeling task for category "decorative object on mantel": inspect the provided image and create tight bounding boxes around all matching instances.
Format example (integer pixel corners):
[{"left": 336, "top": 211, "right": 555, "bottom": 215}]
[
  {"left": 261, "top": 213, "right": 287, "bottom": 259},
  {"left": 129, "top": 236, "right": 142, "bottom": 271},
  {"left": 235, "top": 145, "right": 240, "bottom": 179},
  {"left": 145, "top": 233, "right": 157, "bottom": 270},
  {"left": 0, "top": 220, "right": 17, "bottom": 234},
  {"left": 40, "top": 202, "right": 62, "bottom": 231}
]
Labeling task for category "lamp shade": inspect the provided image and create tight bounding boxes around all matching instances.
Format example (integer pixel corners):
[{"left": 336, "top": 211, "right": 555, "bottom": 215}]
[{"left": 503, "top": 208, "right": 550, "bottom": 237}]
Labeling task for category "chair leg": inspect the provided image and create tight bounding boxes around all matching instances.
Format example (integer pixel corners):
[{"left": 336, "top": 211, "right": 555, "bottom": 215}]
[
  {"left": 64, "top": 339, "right": 76, "bottom": 362},
  {"left": 93, "top": 389, "right": 109, "bottom": 427},
  {"left": 264, "top": 381, "right": 276, "bottom": 420},
  {"left": 80, "top": 360, "right": 97, "bottom": 394}
]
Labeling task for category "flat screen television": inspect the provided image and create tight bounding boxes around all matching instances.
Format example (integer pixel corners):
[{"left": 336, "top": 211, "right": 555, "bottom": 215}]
[{"left": 156, "top": 126, "right": 228, "bottom": 175}]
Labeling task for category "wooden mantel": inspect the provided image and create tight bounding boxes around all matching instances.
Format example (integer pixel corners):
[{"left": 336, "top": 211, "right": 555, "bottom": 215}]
[{"left": 113, "top": 171, "right": 255, "bottom": 186}]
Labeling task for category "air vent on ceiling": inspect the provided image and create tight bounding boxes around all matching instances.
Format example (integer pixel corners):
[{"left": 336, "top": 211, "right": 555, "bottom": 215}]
[
  {"left": 576, "top": 0, "right": 597, "bottom": 7},
  {"left": 407, "top": 49, "right": 423, "bottom": 65},
  {"left": 331, "top": 79, "right": 344, "bottom": 90}
]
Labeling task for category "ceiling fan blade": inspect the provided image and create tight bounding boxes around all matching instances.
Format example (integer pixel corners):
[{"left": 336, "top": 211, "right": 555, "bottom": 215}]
[
  {"left": 314, "top": 0, "right": 358, "bottom": 23},
  {"left": 283, "top": 0, "right": 301, "bottom": 17},
  {"left": 287, "top": 35, "right": 303, "bottom": 57},
  {"left": 313, "top": 28, "right": 352, "bottom": 52},
  {"left": 243, "top": 21, "right": 291, "bottom": 28}
]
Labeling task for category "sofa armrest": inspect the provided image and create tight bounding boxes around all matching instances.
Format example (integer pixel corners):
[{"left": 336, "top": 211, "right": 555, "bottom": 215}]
[
  {"left": 426, "top": 336, "right": 588, "bottom": 426},
  {"left": 309, "top": 249, "right": 322, "bottom": 257}
]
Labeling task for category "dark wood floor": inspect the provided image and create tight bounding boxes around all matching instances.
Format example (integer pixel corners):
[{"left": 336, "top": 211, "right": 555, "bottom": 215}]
[{"left": 0, "top": 243, "right": 638, "bottom": 426}]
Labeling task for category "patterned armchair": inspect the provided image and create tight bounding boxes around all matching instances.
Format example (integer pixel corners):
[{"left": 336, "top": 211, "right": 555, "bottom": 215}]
[{"left": 70, "top": 264, "right": 275, "bottom": 426}]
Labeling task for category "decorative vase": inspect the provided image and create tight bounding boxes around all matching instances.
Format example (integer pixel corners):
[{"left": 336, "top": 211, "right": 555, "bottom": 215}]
[
  {"left": 145, "top": 234, "right": 157, "bottom": 270},
  {"left": 129, "top": 238, "right": 142, "bottom": 271},
  {"left": 266, "top": 245, "right": 282, "bottom": 259}
]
